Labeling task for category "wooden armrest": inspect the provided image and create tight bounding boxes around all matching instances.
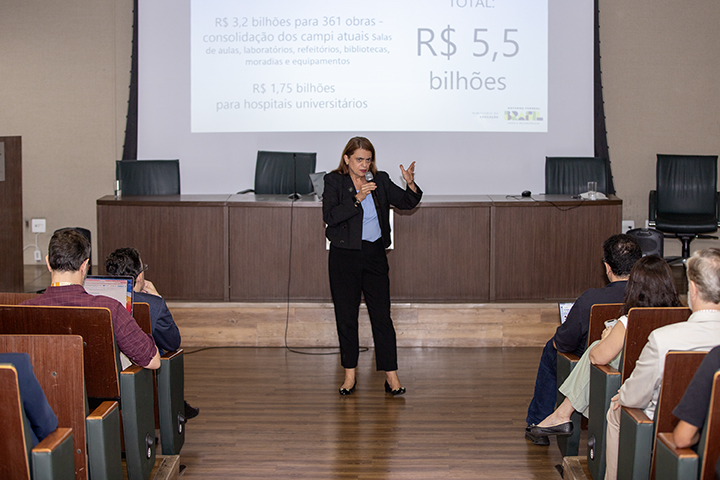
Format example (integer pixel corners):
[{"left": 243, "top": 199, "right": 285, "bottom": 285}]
[
  {"left": 121, "top": 364, "right": 143, "bottom": 375},
  {"left": 88, "top": 400, "right": 119, "bottom": 421},
  {"left": 623, "top": 406, "right": 653, "bottom": 424},
  {"left": 657, "top": 432, "right": 698, "bottom": 459},
  {"left": 161, "top": 348, "right": 183, "bottom": 360},
  {"left": 32, "top": 427, "right": 73, "bottom": 453},
  {"left": 559, "top": 352, "right": 580, "bottom": 362},
  {"left": 594, "top": 364, "right": 621, "bottom": 375}
]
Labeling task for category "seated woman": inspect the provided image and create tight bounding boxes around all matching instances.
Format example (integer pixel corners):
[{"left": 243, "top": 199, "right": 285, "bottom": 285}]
[{"left": 530, "top": 255, "right": 681, "bottom": 436}]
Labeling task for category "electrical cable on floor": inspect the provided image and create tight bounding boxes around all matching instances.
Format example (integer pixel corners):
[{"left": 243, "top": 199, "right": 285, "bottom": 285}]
[
  {"left": 187, "top": 190, "right": 367, "bottom": 356},
  {"left": 282, "top": 191, "right": 367, "bottom": 356},
  {"left": 283, "top": 194, "right": 341, "bottom": 356}
]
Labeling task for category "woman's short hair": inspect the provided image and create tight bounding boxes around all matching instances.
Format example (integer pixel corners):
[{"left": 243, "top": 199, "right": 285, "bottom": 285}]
[
  {"left": 104, "top": 247, "right": 143, "bottom": 280},
  {"left": 333, "top": 136, "right": 378, "bottom": 176},
  {"left": 687, "top": 248, "right": 720, "bottom": 304},
  {"left": 621, "top": 254, "right": 681, "bottom": 316},
  {"left": 47, "top": 229, "right": 91, "bottom": 272}
]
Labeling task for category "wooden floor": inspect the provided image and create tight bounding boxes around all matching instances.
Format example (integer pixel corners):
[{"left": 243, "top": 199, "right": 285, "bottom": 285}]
[
  {"left": 19, "top": 264, "right": 652, "bottom": 477},
  {"left": 179, "top": 346, "right": 567, "bottom": 479}
]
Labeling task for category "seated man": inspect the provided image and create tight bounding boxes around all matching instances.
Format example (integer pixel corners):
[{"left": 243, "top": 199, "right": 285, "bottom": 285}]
[
  {"left": 674, "top": 345, "right": 720, "bottom": 480},
  {"left": 105, "top": 246, "right": 199, "bottom": 420},
  {"left": 23, "top": 229, "right": 159, "bottom": 370},
  {"left": 526, "top": 234, "right": 642, "bottom": 444},
  {"left": 672, "top": 344, "right": 720, "bottom": 447},
  {"left": 604, "top": 248, "right": 720, "bottom": 480},
  {"left": 0, "top": 352, "right": 58, "bottom": 446}
]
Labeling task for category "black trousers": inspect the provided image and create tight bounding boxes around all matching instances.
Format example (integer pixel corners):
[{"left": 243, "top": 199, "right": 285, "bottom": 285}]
[{"left": 328, "top": 240, "right": 398, "bottom": 371}]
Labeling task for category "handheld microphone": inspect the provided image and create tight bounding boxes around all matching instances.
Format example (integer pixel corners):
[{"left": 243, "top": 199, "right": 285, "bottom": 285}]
[{"left": 364, "top": 171, "right": 380, "bottom": 210}]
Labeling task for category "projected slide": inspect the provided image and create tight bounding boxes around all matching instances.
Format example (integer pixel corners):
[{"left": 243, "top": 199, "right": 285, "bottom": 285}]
[{"left": 191, "top": 0, "right": 547, "bottom": 133}]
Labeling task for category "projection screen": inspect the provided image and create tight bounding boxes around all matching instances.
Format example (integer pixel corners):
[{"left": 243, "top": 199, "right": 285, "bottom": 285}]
[{"left": 138, "top": 0, "right": 594, "bottom": 195}]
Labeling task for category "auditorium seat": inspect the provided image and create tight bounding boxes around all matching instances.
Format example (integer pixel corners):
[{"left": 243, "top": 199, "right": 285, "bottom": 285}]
[
  {"left": 0, "top": 334, "right": 122, "bottom": 480},
  {"left": 587, "top": 306, "right": 691, "bottom": 480},
  {"left": 617, "top": 351, "right": 706, "bottom": 480},
  {"left": 556, "top": 303, "right": 623, "bottom": 456},
  {"left": 0, "top": 305, "right": 157, "bottom": 480},
  {"left": 133, "top": 302, "right": 186, "bottom": 455},
  {"left": 654, "top": 369, "right": 720, "bottom": 480},
  {"left": 0, "top": 355, "right": 75, "bottom": 480}
]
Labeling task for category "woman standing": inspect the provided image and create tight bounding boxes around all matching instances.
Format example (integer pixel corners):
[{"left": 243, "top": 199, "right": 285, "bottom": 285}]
[{"left": 323, "top": 137, "right": 422, "bottom": 396}]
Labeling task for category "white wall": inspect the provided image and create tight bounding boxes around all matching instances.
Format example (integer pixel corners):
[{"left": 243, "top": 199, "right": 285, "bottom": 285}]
[{"left": 599, "top": 0, "right": 720, "bottom": 255}]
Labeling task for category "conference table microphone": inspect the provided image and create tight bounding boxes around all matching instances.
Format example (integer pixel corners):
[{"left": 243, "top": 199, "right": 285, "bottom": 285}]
[{"left": 288, "top": 152, "right": 301, "bottom": 200}]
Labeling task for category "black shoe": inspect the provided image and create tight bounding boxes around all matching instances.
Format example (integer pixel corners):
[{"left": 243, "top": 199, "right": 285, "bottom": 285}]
[
  {"left": 339, "top": 379, "right": 356, "bottom": 395},
  {"left": 525, "top": 427, "right": 551, "bottom": 446},
  {"left": 384, "top": 380, "right": 406, "bottom": 396},
  {"left": 184, "top": 400, "right": 199, "bottom": 420},
  {"left": 529, "top": 421, "right": 573, "bottom": 436}
]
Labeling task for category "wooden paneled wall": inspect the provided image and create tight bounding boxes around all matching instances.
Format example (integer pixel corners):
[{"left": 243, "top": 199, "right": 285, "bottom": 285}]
[
  {"left": 98, "top": 194, "right": 621, "bottom": 302},
  {"left": 0, "top": 137, "right": 23, "bottom": 293}
]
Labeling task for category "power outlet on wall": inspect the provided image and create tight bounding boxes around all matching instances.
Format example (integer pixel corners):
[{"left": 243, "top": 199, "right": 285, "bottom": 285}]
[
  {"left": 622, "top": 220, "right": 635, "bottom": 233},
  {"left": 34, "top": 250, "right": 42, "bottom": 262},
  {"left": 31, "top": 218, "right": 46, "bottom": 233}
]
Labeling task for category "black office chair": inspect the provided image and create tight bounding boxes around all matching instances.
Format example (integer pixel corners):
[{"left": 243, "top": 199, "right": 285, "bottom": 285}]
[
  {"left": 544, "top": 157, "right": 614, "bottom": 196},
  {"left": 238, "top": 151, "right": 316, "bottom": 196},
  {"left": 116, "top": 160, "right": 180, "bottom": 195},
  {"left": 649, "top": 154, "right": 719, "bottom": 262}
]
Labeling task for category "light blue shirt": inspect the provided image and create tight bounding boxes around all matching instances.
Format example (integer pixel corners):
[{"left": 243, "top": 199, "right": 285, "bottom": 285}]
[{"left": 360, "top": 192, "right": 382, "bottom": 242}]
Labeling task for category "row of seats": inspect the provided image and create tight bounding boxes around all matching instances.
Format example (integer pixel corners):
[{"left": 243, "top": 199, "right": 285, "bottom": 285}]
[
  {"left": 556, "top": 304, "right": 720, "bottom": 480},
  {"left": 0, "top": 296, "right": 186, "bottom": 480}
]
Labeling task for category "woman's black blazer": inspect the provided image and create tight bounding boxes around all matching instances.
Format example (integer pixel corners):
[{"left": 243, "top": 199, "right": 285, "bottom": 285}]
[{"left": 323, "top": 170, "right": 422, "bottom": 250}]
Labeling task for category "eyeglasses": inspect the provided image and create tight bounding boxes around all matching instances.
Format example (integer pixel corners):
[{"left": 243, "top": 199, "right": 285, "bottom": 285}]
[{"left": 139, "top": 264, "right": 149, "bottom": 273}]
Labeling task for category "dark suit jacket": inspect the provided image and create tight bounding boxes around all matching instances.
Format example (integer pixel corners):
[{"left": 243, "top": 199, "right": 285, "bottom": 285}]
[
  {"left": 134, "top": 291, "right": 181, "bottom": 354},
  {"left": 553, "top": 280, "right": 628, "bottom": 357},
  {"left": 323, "top": 170, "right": 422, "bottom": 249}
]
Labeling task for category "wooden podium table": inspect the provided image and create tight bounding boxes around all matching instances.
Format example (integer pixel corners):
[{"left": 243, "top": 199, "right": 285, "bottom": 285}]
[{"left": 97, "top": 194, "right": 622, "bottom": 302}]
